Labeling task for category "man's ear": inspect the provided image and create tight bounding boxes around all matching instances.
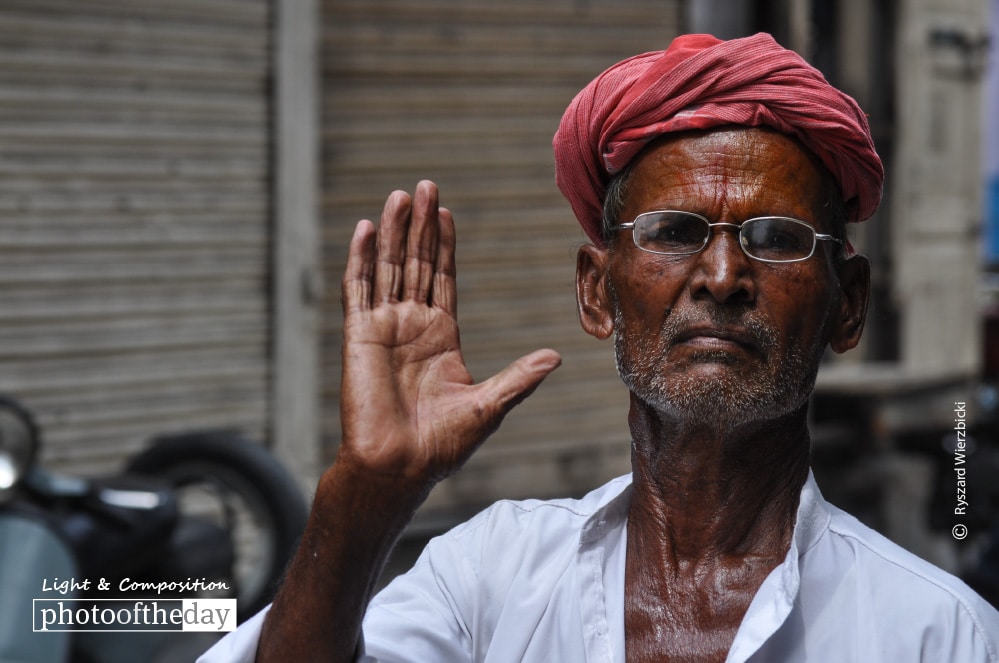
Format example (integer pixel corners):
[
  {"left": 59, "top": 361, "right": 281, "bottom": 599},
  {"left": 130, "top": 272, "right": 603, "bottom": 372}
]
[
  {"left": 576, "top": 244, "right": 614, "bottom": 340},
  {"left": 829, "top": 254, "right": 871, "bottom": 354}
]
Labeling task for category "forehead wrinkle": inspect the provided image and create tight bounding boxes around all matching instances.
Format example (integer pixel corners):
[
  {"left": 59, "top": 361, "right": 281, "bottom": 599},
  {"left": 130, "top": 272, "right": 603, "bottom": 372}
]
[
  {"left": 635, "top": 147, "right": 780, "bottom": 222},
  {"left": 613, "top": 128, "right": 834, "bottom": 238}
]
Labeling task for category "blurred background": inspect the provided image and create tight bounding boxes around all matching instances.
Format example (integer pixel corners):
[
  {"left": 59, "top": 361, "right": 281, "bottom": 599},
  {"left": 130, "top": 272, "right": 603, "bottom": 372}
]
[{"left": 0, "top": 0, "right": 996, "bottom": 597}]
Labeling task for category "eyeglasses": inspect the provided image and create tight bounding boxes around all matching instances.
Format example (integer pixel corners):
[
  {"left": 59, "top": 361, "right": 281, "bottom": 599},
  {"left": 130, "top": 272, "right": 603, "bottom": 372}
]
[{"left": 611, "top": 211, "right": 843, "bottom": 264}]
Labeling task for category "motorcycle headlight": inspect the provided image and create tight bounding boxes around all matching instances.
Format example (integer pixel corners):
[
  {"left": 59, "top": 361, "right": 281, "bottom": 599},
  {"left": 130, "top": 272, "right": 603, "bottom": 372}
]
[{"left": 0, "top": 397, "right": 39, "bottom": 501}]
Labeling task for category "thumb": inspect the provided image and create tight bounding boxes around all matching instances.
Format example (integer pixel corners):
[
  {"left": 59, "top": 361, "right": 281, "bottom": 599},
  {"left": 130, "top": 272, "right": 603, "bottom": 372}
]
[{"left": 474, "top": 349, "right": 561, "bottom": 427}]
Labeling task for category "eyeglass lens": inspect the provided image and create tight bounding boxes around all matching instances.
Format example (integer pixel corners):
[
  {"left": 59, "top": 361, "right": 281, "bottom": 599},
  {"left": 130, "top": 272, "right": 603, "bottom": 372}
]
[{"left": 634, "top": 212, "right": 816, "bottom": 262}]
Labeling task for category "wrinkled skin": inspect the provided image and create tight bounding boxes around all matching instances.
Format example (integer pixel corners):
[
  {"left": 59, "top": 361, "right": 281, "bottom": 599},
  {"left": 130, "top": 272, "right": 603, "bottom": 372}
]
[{"left": 575, "top": 127, "right": 870, "bottom": 662}]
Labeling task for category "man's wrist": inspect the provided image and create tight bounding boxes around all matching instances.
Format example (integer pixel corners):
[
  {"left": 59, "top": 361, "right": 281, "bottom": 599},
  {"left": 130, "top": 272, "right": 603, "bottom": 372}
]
[{"left": 315, "top": 453, "right": 431, "bottom": 541}]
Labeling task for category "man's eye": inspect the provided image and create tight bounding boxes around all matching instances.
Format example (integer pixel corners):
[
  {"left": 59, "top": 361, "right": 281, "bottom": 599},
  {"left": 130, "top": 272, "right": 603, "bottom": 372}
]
[
  {"left": 763, "top": 230, "right": 803, "bottom": 250},
  {"left": 743, "top": 221, "right": 810, "bottom": 256},
  {"left": 649, "top": 221, "right": 702, "bottom": 245}
]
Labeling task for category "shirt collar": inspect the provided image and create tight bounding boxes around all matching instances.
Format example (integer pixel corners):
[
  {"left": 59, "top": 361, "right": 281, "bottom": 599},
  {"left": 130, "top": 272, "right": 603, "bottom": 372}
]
[
  {"left": 793, "top": 470, "right": 832, "bottom": 557},
  {"left": 580, "top": 469, "right": 830, "bottom": 553},
  {"left": 576, "top": 469, "right": 832, "bottom": 663}
]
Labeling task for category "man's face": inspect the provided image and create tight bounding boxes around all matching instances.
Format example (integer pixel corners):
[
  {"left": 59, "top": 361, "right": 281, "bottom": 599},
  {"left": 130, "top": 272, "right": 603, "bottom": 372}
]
[{"left": 603, "top": 128, "right": 845, "bottom": 430}]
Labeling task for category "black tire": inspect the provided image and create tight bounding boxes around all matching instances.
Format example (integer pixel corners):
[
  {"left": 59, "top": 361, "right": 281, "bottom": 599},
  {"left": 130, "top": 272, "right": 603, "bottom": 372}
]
[{"left": 126, "top": 431, "right": 308, "bottom": 621}]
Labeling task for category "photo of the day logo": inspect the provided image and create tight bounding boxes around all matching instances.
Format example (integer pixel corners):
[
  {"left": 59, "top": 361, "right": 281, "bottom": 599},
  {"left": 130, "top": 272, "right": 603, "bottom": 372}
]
[{"left": 34, "top": 599, "right": 237, "bottom": 632}]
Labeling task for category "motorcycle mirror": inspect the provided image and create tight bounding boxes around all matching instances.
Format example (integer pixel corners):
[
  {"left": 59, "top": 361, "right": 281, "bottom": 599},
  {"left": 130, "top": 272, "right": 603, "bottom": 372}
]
[{"left": 0, "top": 396, "right": 40, "bottom": 500}]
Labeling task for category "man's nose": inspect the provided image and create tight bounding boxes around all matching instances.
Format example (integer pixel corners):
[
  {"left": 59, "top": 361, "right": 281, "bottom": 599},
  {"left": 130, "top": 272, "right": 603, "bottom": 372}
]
[{"left": 688, "top": 226, "right": 756, "bottom": 304}]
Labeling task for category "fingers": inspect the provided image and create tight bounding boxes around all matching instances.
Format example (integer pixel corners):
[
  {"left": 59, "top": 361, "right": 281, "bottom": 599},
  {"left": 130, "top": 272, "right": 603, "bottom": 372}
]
[
  {"left": 403, "top": 183, "right": 440, "bottom": 303},
  {"left": 346, "top": 181, "right": 453, "bottom": 311},
  {"left": 433, "top": 207, "right": 457, "bottom": 316},
  {"left": 372, "top": 190, "right": 412, "bottom": 305},
  {"left": 342, "top": 219, "right": 376, "bottom": 316}
]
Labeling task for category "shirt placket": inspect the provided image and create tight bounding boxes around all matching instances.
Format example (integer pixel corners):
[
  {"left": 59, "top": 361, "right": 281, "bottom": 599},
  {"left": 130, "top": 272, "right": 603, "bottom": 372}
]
[{"left": 577, "top": 512, "right": 624, "bottom": 663}]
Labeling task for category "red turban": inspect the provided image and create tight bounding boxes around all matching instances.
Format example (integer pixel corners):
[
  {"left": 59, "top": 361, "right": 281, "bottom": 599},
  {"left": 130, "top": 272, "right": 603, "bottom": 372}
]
[{"left": 553, "top": 33, "right": 884, "bottom": 246}]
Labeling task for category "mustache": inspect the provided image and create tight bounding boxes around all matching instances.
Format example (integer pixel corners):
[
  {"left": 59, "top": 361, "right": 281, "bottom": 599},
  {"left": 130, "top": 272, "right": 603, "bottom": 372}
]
[{"left": 659, "top": 306, "right": 779, "bottom": 354}]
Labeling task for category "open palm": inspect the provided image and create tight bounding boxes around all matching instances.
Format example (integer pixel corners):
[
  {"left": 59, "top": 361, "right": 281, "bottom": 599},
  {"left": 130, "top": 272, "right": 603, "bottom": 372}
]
[{"left": 338, "top": 181, "right": 561, "bottom": 489}]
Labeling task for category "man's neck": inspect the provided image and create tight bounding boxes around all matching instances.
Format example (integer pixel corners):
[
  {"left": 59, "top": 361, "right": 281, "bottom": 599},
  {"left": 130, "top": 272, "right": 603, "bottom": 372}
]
[
  {"left": 622, "top": 397, "right": 812, "bottom": 663},
  {"left": 626, "top": 395, "right": 811, "bottom": 564}
]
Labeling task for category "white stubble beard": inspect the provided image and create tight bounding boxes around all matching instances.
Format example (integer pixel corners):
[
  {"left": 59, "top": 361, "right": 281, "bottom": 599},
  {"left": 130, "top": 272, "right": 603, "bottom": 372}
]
[{"left": 610, "top": 287, "right": 828, "bottom": 433}]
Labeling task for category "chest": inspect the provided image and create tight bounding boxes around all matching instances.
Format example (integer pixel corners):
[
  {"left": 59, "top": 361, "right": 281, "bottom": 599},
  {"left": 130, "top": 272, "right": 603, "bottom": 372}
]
[{"left": 622, "top": 548, "right": 771, "bottom": 663}]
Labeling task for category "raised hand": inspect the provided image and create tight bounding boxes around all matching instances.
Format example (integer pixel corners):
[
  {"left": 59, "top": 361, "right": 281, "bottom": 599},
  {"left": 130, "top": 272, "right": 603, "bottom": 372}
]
[
  {"left": 338, "top": 180, "right": 561, "bottom": 491},
  {"left": 255, "top": 182, "right": 560, "bottom": 662}
]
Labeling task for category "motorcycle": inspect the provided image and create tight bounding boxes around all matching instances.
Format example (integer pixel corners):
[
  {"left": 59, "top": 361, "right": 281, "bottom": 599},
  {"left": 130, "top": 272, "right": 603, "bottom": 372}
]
[{"left": 0, "top": 394, "right": 308, "bottom": 662}]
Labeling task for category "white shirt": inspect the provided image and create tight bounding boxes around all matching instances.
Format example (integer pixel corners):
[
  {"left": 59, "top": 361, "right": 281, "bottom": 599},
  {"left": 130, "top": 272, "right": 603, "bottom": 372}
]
[{"left": 200, "top": 472, "right": 999, "bottom": 662}]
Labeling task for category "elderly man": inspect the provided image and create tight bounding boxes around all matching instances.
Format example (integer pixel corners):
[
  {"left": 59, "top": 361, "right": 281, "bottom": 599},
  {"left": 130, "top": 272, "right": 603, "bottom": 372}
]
[{"left": 202, "top": 33, "right": 999, "bottom": 662}]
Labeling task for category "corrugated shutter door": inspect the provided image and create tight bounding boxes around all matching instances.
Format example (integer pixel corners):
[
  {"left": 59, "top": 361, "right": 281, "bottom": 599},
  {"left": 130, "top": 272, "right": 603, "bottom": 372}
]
[
  {"left": 0, "top": 1, "right": 273, "bottom": 475},
  {"left": 321, "top": 1, "right": 680, "bottom": 512}
]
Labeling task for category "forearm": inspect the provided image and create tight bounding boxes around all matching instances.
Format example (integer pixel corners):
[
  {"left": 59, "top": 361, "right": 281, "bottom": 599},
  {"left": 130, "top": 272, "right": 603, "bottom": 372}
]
[{"left": 255, "top": 456, "right": 430, "bottom": 662}]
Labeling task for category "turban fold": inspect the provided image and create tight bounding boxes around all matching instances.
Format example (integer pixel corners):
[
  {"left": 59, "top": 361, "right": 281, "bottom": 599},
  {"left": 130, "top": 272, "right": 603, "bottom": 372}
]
[{"left": 553, "top": 33, "right": 884, "bottom": 246}]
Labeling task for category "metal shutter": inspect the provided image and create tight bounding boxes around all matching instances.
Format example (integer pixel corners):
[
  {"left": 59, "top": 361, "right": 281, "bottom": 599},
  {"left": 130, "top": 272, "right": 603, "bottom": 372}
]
[{"left": 0, "top": 0, "right": 273, "bottom": 474}]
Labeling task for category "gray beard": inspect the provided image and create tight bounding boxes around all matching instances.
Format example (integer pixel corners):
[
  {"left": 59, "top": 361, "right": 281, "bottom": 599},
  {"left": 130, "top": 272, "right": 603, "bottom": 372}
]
[{"left": 611, "top": 292, "right": 825, "bottom": 433}]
